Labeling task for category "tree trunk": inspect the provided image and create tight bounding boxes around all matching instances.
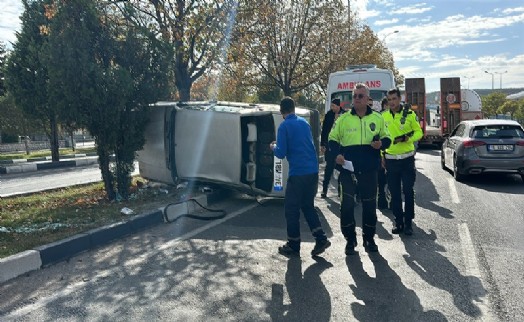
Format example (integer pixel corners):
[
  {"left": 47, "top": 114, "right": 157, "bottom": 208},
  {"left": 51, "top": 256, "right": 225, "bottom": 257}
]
[
  {"left": 175, "top": 66, "right": 192, "bottom": 101},
  {"left": 70, "top": 130, "right": 76, "bottom": 152},
  {"left": 24, "top": 136, "right": 30, "bottom": 155},
  {"left": 283, "top": 85, "right": 292, "bottom": 97},
  {"left": 49, "top": 114, "right": 60, "bottom": 162},
  {"left": 97, "top": 144, "right": 116, "bottom": 201}
]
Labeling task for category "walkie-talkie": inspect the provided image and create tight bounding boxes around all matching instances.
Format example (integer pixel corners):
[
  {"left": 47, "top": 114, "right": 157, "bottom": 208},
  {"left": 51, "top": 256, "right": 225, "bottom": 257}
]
[{"left": 400, "top": 103, "right": 411, "bottom": 125}]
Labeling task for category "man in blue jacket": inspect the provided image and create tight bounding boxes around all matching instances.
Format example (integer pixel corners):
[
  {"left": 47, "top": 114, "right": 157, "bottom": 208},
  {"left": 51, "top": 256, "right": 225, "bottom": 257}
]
[
  {"left": 271, "top": 97, "right": 331, "bottom": 257},
  {"left": 329, "top": 83, "right": 391, "bottom": 255}
]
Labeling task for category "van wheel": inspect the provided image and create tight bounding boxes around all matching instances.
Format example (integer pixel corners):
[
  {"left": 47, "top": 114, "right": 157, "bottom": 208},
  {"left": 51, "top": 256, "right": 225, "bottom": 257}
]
[{"left": 453, "top": 155, "right": 464, "bottom": 182}]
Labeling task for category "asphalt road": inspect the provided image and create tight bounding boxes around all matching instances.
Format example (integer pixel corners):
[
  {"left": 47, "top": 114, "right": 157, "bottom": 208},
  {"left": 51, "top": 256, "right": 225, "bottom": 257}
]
[
  {"left": 0, "top": 148, "right": 523, "bottom": 321},
  {"left": 0, "top": 162, "right": 139, "bottom": 198}
]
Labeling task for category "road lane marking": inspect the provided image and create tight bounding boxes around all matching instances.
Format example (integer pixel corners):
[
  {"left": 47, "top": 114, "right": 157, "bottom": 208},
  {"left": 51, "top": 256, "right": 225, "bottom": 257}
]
[
  {"left": 158, "top": 202, "right": 260, "bottom": 251},
  {"left": 448, "top": 178, "right": 460, "bottom": 204},
  {"left": 1, "top": 202, "right": 260, "bottom": 319},
  {"left": 458, "top": 223, "right": 496, "bottom": 321}
]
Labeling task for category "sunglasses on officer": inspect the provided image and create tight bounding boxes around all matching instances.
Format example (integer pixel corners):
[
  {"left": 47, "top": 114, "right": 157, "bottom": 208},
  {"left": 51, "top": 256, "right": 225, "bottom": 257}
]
[{"left": 352, "top": 93, "right": 366, "bottom": 99}]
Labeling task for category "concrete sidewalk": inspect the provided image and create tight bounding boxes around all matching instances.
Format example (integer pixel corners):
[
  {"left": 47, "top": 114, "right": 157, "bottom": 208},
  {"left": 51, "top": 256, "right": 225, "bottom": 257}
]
[{"left": 0, "top": 188, "right": 231, "bottom": 284}]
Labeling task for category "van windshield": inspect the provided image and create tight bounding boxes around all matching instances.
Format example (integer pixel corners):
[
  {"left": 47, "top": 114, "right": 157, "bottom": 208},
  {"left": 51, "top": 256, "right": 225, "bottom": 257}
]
[{"left": 331, "top": 90, "right": 388, "bottom": 109}]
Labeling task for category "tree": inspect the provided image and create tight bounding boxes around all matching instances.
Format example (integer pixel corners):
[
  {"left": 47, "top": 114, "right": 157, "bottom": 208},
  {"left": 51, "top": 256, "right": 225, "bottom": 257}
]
[
  {"left": 4, "top": 0, "right": 61, "bottom": 161},
  {"left": 513, "top": 99, "right": 524, "bottom": 124},
  {"left": 256, "top": 74, "right": 282, "bottom": 103},
  {"left": 234, "top": 0, "right": 346, "bottom": 97},
  {"left": 481, "top": 92, "right": 507, "bottom": 118},
  {"left": 48, "top": 0, "right": 171, "bottom": 200},
  {"left": 0, "top": 41, "right": 7, "bottom": 96},
  {"left": 231, "top": 0, "right": 400, "bottom": 107},
  {"left": 0, "top": 92, "right": 42, "bottom": 135},
  {"left": 122, "top": 0, "right": 239, "bottom": 101},
  {"left": 498, "top": 100, "right": 519, "bottom": 119}
]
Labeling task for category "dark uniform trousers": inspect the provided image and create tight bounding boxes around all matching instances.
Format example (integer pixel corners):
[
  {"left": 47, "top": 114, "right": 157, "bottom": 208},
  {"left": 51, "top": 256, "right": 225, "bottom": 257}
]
[
  {"left": 322, "top": 149, "right": 337, "bottom": 194},
  {"left": 385, "top": 155, "right": 416, "bottom": 228},
  {"left": 377, "top": 167, "right": 387, "bottom": 201},
  {"left": 285, "top": 173, "right": 327, "bottom": 250},
  {"left": 339, "top": 169, "right": 378, "bottom": 244}
]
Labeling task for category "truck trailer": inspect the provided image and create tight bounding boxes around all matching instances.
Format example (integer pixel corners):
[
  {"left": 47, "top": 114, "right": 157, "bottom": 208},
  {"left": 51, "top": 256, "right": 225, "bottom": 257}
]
[{"left": 405, "top": 78, "right": 483, "bottom": 147}]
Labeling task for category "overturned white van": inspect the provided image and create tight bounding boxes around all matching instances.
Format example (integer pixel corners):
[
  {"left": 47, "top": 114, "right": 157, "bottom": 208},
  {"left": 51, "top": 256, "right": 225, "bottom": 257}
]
[{"left": 136, "top": 101, "right": 320, "bottom": 197}]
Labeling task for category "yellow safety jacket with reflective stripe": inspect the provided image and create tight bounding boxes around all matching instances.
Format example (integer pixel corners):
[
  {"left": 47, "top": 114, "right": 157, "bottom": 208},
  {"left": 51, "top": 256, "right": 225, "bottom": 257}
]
[
  {"left": 328, "top": 106, "right": 391, "bottom": 172},
  {"left": 382, "top": 107, "right": 423, "bottom": 155}
]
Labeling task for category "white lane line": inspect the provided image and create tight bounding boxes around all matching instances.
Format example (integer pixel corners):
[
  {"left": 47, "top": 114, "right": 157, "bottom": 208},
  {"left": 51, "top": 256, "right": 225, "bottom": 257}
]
[
  {"left": 2, "top": 202, "right": 260, "bottom": 319},
  {"left": 448, "top": 178, "right": 460, "bottom": 204},
  {"left": 458, "top": 223, "right": 496, "bottom": 321}
]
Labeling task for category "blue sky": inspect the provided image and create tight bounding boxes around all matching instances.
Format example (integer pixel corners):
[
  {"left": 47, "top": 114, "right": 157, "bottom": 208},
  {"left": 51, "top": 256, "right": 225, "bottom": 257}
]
[
  {"left": 357, "top": 0, "right": 524, "bottom": 92},
  {"left": 1, "top": 0, "right": 523, "bottom": 93}
]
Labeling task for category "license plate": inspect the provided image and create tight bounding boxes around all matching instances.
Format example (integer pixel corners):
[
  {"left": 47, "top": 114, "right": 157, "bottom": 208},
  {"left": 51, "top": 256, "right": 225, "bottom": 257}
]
[{"left": 488, "top": 144, "right": 514, "bottom": 151}]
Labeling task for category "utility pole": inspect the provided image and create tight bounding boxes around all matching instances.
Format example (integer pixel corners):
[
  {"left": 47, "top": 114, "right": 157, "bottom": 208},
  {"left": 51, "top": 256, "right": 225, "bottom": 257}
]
[
  {"left": 494, "top": 71, "right": 507, "bottom": 89},
  {"left": 462, "top": 76, "right": 474, "bottom": 89},
  {"left": 484, "top": 70, "right": 494, "bottom": 91}
]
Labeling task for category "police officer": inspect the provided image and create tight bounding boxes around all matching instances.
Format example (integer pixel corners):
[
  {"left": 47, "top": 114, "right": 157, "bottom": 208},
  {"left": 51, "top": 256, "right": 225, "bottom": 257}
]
[
  {"left": 320, "top": 98, "right": 344, "bottom": 198},
  {"left": 377, "top": 97, "right": 389, "bottom": 209},
  {"left": 382, "top": 88, "right": 423, "bottom": 235},
  {"left": 328, "top": 83, "right": 391, "bottom": 254}
]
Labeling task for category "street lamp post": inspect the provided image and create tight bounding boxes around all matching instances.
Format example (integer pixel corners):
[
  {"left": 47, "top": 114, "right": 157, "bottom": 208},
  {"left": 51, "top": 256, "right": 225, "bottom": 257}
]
[
  {"left": 484, "top": 70, "right": 494, "bottom": 90},
  {"left": 383, "top": 30, "right": 399, "bottom": 43},
  {"left": 494, "top": 71, "right": 508, "bottom": 89},
  {"left": 462, "top": 76, "right": 475, "bottom": 89}
]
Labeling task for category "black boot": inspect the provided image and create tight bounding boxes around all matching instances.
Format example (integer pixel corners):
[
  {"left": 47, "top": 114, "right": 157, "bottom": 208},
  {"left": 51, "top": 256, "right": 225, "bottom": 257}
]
[
  {"left": 363, "top": 238, "right": 378, "bottom": 252},
  {"left": 345, "top": 239, "right": 357, "bottom": 255},
  {"left": 404, "top": 220, "right": 413, "bottom": 235},
  {"left": 392, "top": 224, "right": 404, "bottom": 234},
  {"left": 321, "top": 184, "right": 328, "bottom": 198},
  {"left": 343, "top": 223, "right": 357, "bottom": 255}
]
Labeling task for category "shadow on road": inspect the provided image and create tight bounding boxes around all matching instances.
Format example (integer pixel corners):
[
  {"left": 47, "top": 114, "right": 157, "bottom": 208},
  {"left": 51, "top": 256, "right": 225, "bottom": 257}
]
[
  {"left": 415, "top": 169, "right": 454, "bottom": 219},
  {"left": 460, "top": 173, "right": 524, "bottom": 194},
  {"left": 267, "top": 256, "right": 333, "bottom": 321},
  {"left": 402, "top": 228, "right": 487, "bottom": 319},
  {"left": 345, "top": 252, "right": 446, "bottom": 321}
]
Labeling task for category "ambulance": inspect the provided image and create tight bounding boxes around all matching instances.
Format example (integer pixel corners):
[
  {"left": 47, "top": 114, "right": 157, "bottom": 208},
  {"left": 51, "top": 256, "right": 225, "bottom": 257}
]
[{"left": 325, "top": 64, "right": 396, "bottom": 113}]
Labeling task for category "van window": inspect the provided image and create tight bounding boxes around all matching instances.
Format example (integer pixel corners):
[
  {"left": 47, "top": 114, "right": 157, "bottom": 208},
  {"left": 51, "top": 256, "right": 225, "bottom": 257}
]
[{"left": 331, "top": 90, "right": 388, "bottom": 110}]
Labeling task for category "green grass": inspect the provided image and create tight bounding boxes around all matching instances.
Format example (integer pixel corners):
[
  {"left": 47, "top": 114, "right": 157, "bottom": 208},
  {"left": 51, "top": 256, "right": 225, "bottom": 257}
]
[
  {"left": 0, "top": 178, "right": 181, "bottom": 258},
  {"left": 0, "top": 147, "right": 97, "bottom": 161}
]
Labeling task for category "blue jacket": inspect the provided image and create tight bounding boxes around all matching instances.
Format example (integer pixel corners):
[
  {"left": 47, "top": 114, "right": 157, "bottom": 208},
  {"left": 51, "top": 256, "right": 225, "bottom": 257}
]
[{"left": 273, "top": 113, "right": 318, "bottom": 176}]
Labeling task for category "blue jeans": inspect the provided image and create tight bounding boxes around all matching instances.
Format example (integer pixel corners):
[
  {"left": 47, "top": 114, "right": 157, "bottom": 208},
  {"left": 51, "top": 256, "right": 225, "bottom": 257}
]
[{"left": 285, "top": 173, "right": 327, "bottom": 250}]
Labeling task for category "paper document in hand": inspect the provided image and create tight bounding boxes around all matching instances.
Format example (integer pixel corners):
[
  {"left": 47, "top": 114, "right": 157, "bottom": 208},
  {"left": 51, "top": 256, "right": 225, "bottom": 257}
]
[{"left": 343, "top": 160, "right": 354, "bottom": 172}]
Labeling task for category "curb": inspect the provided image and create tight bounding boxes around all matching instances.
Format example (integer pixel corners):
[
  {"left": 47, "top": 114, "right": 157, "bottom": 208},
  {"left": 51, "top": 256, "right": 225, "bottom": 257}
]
[
  {"left": 0, "top": 189, "right": 230, "bottom": 284},
  {"left": 0, "top": 156, "right": 99, "bottom": 174}
]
